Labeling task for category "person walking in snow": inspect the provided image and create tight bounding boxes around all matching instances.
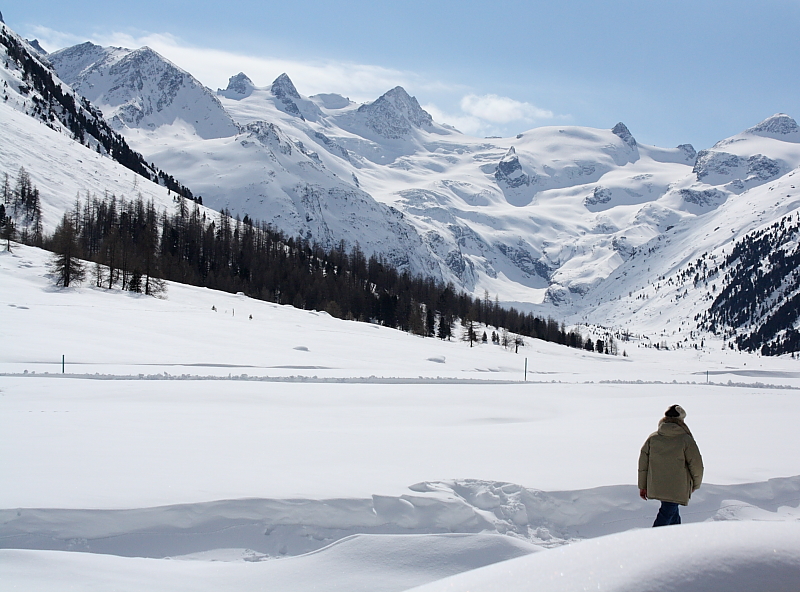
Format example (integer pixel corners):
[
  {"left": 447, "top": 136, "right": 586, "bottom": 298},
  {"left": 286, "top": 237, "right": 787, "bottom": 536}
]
[{"left": 638, "top": 404, "right": 704, "bottom": 527}]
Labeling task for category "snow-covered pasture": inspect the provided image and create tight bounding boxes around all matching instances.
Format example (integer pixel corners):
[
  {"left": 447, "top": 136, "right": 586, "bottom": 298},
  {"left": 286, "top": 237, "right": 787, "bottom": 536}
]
[{"left": 1, "top": 244, "right": 799, "bottom": 591}]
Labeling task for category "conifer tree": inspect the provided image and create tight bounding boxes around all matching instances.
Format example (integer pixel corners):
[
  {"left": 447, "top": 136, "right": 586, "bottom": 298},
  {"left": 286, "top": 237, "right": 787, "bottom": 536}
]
[
  {"left": 49, "top": 213, "right": 84, "bottom": 287},
  {"left": 0, "top": 205, "right": 13, "bottom": 251}
]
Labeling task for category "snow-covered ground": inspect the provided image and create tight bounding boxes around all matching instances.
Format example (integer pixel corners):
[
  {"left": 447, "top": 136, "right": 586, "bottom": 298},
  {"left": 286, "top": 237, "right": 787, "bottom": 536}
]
[{"left": 1, "top": 244, "right": 799, "bottom": 590}]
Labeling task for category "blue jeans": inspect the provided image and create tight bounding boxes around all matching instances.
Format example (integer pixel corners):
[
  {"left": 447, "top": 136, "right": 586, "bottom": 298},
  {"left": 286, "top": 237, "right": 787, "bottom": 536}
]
[{"left": 653, "top": 501, "right": 681, "bottom": 527}]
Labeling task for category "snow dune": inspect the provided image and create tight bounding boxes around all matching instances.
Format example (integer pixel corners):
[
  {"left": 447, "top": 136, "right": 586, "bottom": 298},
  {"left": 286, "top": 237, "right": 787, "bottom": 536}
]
[
  {"left": 408, "top": 521, "right": 800, "bottom": 592},
  {"left": 1, "top": 534, "right": 537, "bottom": 592}
]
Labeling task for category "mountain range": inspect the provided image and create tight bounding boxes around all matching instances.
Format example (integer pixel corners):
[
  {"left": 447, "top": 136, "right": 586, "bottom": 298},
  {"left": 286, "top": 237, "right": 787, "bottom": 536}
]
[{"left": 2, "top": 19, "right": 800, "bottom": 354}]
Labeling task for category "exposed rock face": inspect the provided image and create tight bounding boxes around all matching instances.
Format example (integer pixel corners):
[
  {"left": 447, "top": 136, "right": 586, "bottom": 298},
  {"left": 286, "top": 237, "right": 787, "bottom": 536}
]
[
  {"left": 243, "top": 121, "right": 295, "bottom": 155},
  {"left": 219, "top": 72, "right": 254, "bottom": 99},
  {"left": 271, "top": 73, "right": 305, "bottom": 120},
  {"left": 612, "top": 122, "right": 637, "bottom": 147},
  {"left": 495, "top": 147, "right": 530, "bottom": 188},
  {"left": 357, "top": 86, "right": 433, "bottom": 139},
  {"left": 26, "top": 39, "right": 47, "bottom": 55},
  {"left": 314, "top": 131, "right": 351, "bottom": 162},
  {"left": 693, "top": 150, "right": 744, "bottom": 183},
  {"left": 678, "top": 188, "right": 727, "bottom": 207},
  {"left": 694, "top": 150, "right": 782, "bottom": 185},
  {"left": 746, "top": 154, "right": 781, "bottom": 181},
  {"left": 677, "top": 144, "right": 697, "bottom": 162},
  {"left": 496, "top": 242, "right": 550, "bottom": 280},
  {"left": 272, "top": 72, "right": 301, "bottom": 100},
  {"left": 585, "top": 186, "right": 612, "bottom": 207}
]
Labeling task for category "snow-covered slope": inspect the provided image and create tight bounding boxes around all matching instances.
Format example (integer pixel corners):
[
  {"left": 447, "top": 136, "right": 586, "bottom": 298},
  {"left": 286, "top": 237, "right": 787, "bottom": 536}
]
[{"left": 564, "top": 128, "right": 800, "bottom": 353}]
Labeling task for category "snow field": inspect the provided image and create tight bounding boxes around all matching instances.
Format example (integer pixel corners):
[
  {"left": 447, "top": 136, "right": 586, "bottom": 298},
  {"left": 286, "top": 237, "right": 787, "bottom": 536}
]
[{"left": 2, "top": 244, "right": 800, "bottom": 591}]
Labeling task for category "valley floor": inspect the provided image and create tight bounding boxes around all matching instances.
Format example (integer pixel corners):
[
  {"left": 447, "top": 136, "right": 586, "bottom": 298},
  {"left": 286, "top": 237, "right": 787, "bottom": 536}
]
[{"left": 2, "top": 245, "right": 799, "bottom": 591}]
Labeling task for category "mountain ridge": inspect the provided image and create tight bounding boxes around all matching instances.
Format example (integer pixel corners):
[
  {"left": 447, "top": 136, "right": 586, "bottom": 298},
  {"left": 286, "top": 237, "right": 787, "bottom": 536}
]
[{"left": 3, "top": 22, "right": 800, "bottom": 353}]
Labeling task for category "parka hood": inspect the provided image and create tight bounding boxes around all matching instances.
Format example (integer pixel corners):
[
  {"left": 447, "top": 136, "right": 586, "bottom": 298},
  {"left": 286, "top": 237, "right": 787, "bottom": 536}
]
[{"left": 657, "top": 417, "right": 692, "bottom": 437}]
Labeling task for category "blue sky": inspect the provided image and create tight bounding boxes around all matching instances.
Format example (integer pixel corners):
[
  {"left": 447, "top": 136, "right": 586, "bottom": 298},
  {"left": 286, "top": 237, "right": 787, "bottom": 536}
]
[{"left": 5, "top": 0, "right": 799, "bottom": 149}]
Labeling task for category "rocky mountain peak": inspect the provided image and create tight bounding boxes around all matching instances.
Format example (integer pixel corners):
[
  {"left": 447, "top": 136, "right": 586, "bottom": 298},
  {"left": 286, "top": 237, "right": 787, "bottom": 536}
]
[
  {"left": 270, "top": 73, "right": 305, "bottom": 120},
  {"left": 26, "top": 39, "right": 47, "bottom": 55},
  {"left": 745, "top": 113, "right": 800, "bottom": 140},
  {"left": 612, "top": 122, "right": 637, "bottom": 147},
  {"left": 495, "top": 146, "right": 530, "bottom": 189},
  {"left": 218, "top": 72, "right": 254, "bottom": 99},
  {"left": 357, "top": 86, "right": 433, "bottom": 139},
  {"left": 271, "top": 73, "right": 301, "bottom": 100}
]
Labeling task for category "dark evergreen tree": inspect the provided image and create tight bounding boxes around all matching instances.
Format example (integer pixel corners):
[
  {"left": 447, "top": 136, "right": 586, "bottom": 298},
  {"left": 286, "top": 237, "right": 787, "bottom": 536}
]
[
  {"left": 437, "top": 313, "right": 453, "bottom": 340},
  {"left": 0, "top": 205, "right": 13, "bottom": 251},
  {"left": 48, "top": 213, "right": 84, "bottom": 287},
  {"left": 462, "top": 318, "right": 477, "bottom": 347},
  {"left": 426, "top": 305, "right": 435, "bottom": 338}
]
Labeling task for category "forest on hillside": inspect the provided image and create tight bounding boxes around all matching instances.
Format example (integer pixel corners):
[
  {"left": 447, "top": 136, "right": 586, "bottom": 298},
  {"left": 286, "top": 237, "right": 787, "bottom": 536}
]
[
  {"left": 700, "top": 211, "right": 800, "bottom": 356},
  {"left": 1, "top": 166, "right": 597, "bottom": 352}
]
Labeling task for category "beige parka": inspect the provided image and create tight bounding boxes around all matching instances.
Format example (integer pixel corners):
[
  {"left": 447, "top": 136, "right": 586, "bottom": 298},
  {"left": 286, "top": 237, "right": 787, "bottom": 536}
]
[{"left": 638, "top": 417, "right": 704, "bottom": 505}]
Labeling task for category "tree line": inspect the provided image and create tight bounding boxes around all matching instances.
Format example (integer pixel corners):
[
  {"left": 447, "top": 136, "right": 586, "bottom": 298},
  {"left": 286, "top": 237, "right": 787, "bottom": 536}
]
[{"left": 2, "top": 175, "right": 594, "bottom": 351}]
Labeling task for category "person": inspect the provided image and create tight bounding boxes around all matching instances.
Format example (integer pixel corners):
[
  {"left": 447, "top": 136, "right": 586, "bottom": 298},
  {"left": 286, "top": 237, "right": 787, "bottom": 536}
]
[{"left": 638, "top": 404, "right": 704, "bottom": 527}]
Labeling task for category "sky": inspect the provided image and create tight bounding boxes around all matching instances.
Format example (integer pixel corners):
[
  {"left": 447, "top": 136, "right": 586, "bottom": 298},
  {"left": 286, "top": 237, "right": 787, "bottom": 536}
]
[{"left": 4, "top": 1, "right": 800, "bottom": 149}]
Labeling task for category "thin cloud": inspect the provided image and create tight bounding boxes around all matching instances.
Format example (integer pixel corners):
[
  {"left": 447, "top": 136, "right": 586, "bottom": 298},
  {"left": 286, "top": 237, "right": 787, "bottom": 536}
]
[
  {"left": 422, "top": 103, "right": 484, "bottom": 136},
  {"left": 425, "top": 94, "right": 562, "bottom": 137},
  {"left": 460, "top": 94, "right": 554, "bottom": 124}
]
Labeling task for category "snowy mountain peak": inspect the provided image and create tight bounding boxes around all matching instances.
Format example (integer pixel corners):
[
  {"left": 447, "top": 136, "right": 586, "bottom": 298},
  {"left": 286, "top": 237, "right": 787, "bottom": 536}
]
[
  {"left": 611, "top": 122, "right": 636, "bottom": 147},
  {"left": 50, "top": 42, "right": 238, "bottom": 140},
  {"left": 744, "top": 113, "right": 800, "bottom": 141},
  {"left": 356, "top": 86, "right": 433, "bottom": 139},
  {"left": 311, "top": 93, "right": 352, "bottom": 110},
  {"left": 271, "top": 73, "right": 301, "bottom": 100},
  {"left": 218, "top": 72, "right": 254, "bottom": 99},
  {"left": 47, "top": 41, "right": 114, "bottom": 82}
]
